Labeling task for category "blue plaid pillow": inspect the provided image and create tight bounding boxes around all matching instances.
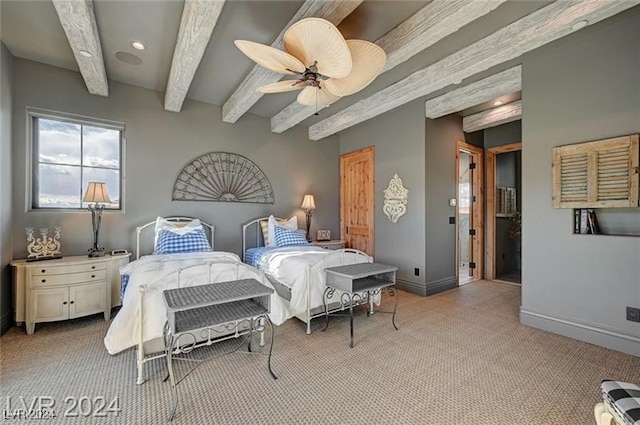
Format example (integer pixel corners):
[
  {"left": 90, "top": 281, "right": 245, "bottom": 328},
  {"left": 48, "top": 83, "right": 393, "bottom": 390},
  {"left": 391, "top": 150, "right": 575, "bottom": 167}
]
[
  {"left": 273, "top": 225, "right": 310, "bottom": 247},
  {"left": 154, "top": 228, "right": 211, "bottom": 254}
]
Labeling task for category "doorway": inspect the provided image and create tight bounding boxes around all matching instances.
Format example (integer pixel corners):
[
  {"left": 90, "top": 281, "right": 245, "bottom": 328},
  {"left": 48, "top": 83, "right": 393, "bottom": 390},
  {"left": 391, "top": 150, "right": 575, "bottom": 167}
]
[
  {"left": 486, "top": 142, "right": 522, "bottom": 284},
  {"left": 456, "top": 141, "right": 484, "bottom": 285},
  {"left": 340, "top": 146, "right": 375, "bottom": 256}
]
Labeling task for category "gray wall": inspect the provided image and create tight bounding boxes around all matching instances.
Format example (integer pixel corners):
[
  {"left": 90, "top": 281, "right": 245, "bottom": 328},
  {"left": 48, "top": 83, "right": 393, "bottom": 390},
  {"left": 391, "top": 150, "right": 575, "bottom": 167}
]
[
  {"left": 520, "top": 6, "right": 640, "bottom": 356},
  {"left": 484, "top": 120, "right": 521, "bottom": 149},
  {"left": 11, "top": 59, "right": 341, "bottom": 259},
  {"left": 339, "top": 99, "right": 427, "bottom": 294},
  {"left": 424, "top": 115, "right": 463, "bottom": 294},
  {"left": 1, "top": 42, "right": 14, "bottom": 335}
]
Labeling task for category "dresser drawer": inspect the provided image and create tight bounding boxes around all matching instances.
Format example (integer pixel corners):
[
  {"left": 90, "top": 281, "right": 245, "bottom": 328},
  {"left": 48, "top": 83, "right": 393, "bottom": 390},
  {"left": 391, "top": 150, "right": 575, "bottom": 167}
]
[
  {"left": 31, "top": 269, "right": 107, "bottom": 287},
  {"left": 30, "top": 262, "right": 106, "bottom": 277}
]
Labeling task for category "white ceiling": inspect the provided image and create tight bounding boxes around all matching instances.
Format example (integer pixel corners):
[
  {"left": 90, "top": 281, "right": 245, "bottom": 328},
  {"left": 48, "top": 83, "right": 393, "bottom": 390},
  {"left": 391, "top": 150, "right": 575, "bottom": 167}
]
[{"left": 1, "top": 0, "right": 637, "bottom": 139}]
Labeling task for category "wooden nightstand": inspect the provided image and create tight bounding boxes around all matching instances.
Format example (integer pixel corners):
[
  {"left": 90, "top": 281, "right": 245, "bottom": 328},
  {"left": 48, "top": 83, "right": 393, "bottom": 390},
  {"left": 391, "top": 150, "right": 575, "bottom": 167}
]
[
  {"left": 312, "top": 240, "right": 345, "bottom": 250},
  {"left": 11, "top": 253, "right": 130, "bottom": 334}
]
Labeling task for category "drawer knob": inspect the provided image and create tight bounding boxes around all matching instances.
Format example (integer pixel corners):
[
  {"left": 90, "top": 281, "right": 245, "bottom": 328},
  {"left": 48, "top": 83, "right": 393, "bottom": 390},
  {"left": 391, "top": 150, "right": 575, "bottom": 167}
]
[
  {"left": 63, "top": 301, "right": 67, "bottom": 305},
  {"left": 41, "top": 269, "right": 46, "bottom": 273},
  {"left": 41, "top": 279, "right": 46, "bottom": 283},
  {"left": 91, "top": 275, "right": 95, "bottom": 278},
  {"left": 70, "top": 301, "right": 75, "bottom": 304},
  {"left": 91, "top": 266, "right": 96, "bottom": 269}
]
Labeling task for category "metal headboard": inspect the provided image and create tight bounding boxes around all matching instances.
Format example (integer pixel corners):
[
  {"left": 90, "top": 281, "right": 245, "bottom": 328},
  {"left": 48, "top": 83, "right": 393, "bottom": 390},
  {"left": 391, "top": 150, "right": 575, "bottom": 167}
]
[
  {"left": 135, "top": 216, "right": 215, "bottom": 260},
  {"left": 241, "top": 216, "right": 285, "bottom": 262}
]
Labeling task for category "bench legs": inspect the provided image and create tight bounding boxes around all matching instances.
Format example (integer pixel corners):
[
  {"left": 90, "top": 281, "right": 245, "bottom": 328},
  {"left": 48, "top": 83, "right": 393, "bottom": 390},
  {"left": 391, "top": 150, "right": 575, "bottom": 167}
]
[{"left": 594, "top": 402, "right": 615, "bottom": 425}]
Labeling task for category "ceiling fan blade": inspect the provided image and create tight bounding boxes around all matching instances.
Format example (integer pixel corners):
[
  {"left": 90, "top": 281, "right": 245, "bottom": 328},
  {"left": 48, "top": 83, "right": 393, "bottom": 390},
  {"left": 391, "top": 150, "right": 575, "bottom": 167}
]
[
  {"left": 297, "top": 85, "right": 341, "bottom": 107},
  {"left": 323, "top": 40, "right": 387, "bottom": 97},
  {"left": 284, "top": 17, "right": 352, "bottom": 79},
  {"left": 234, "top": 40, "right": 305, "bottom": 75},
  {"left": 257, "top": 80, "right": 305, "bottom": 94}
]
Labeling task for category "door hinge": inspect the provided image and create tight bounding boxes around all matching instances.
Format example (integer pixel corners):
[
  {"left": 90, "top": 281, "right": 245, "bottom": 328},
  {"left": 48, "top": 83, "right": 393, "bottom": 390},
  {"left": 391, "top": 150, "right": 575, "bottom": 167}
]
[
  {"left": 469, "top": 162, "right": 476, "bottom": 170},
  {"left": 346, "top": 226, "right": 349, "bottom": 234},
  {"left": 472, "top": 195, "right": 476, "bottom": 202},
  {"left": 469, "top": 262, "right": 476, "bottom": 269},
  {"left": 469, "top": 229, "right": 476, "bottom": 236}
]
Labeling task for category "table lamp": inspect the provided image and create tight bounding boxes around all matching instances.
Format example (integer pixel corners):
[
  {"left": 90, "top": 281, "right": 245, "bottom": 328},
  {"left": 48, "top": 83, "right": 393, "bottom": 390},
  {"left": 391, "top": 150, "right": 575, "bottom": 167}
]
[
  {"left": 300, "top": 194, "right": 316, "bottom": 242},
  {"left": 83, "top": 182, "right": 111, "bottom": 257}
]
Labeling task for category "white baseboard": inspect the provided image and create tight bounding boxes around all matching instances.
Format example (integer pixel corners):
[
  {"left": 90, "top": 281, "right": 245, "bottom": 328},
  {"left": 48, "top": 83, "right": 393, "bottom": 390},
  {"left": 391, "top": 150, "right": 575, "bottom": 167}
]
[{"left": 520, "top": 308, "right": 640, "bottom": 357}]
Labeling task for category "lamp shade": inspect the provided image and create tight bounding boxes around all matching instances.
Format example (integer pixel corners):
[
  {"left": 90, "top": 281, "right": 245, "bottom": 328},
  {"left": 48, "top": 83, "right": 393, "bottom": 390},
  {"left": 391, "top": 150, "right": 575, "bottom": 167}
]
[
  {"left": 301, "top": 194, "right": 316, "bottom": 211},
  {"left": 83, "top": 182, "right": 111, "bottom": 204}
]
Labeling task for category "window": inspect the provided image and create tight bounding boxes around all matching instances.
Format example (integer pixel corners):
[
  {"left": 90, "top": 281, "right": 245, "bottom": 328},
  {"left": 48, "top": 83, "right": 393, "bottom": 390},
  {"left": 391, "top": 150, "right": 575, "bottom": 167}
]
[{"left": 30, "top": 109, "right": 124, "bottom": 210}]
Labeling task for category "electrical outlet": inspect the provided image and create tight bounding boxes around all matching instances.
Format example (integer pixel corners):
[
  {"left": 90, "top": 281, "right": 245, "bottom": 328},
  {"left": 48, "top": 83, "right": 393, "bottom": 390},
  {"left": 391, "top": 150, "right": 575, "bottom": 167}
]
[
  {"left": 414, "top": 268, "right": 420, "bottom": 276},
  {"left": 627, "top": 307, "right": 640, "bottom": 323}
]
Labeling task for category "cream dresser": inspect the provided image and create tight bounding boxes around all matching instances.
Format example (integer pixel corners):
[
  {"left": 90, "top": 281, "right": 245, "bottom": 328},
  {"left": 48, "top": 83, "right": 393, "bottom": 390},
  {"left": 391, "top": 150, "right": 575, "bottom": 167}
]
[{"left": 11, "top": 254, "right": 130, "bottom": 334}]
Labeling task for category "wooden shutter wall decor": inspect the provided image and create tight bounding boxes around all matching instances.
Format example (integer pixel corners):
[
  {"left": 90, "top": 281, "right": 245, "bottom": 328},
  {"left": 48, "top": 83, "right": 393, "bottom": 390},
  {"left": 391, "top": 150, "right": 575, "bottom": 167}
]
[{"left": 552, "top": 134, "right": 639, "bottom": 208}]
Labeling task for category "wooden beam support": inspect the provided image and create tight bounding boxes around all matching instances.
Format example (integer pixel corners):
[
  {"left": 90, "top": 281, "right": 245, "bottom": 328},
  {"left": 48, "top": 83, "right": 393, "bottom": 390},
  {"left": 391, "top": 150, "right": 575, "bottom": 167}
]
[
  {"left": 164, "top": 0, "right": 225, "bottom": 113},
  {"left": 51, "top": 0, "right": 108, "bottom": 96},
  {"left": 309, "top": 0, "right": 639, "bottom": 141},
  {"left": 271, "top": 0, "right": 507, "bottom": 134},
  {"left": 222, "top": 0, "right": 363, "bottom": 124},
  {"left": 463, "top": 100, "right": 522, "bottom": 133},
  {"left": 425, "top": 66, "right": 521, "bottom": 119}
]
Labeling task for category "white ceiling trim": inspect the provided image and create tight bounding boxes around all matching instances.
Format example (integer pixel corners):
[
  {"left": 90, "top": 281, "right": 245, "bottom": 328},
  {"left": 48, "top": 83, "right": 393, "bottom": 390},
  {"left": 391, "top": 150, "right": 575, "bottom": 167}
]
[
  {"left": 221, "top": 0, "right": 363, "bottom": 124},
  {"left": 51, "top": 0, "right": 108, "bottom": 96},
  {"left": 425, "top": 66, "right": 521, "bottom": 119},
  {"left": 463, "top": 100, "right": 522, "bottom": 133},
  {"left": 309, "top": 0, "right": 640, "bottom": 141},
  {"left": 271, "top": 0, "right": 508, "bottom": 134},
  {"left": 164, "top": 0, "right": 225, "bottom": 113}
]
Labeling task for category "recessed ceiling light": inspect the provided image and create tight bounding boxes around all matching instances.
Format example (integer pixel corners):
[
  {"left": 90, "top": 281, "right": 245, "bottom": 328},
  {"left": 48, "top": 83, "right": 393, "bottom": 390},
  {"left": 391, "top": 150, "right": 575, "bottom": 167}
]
[
  {"left": 493, "top": 100, "right": 503, "bottom": 106},
  {"left": 131, "top": 41, "right": 146, "bottom": 50},
  {"left": 572, "top": 20, "right": 588, "bottom": 31},
  {"left": 78, "top": 50, "right": 93, "bottom": 58}
]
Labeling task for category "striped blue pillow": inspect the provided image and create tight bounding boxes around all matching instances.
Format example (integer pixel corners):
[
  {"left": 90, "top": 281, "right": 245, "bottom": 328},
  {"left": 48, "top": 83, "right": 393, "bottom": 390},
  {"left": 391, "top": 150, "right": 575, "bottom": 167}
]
[
  {"left": 273, "top": 225, "right": 309, "bottom": 247},
  {"left": 154, "top": 228, "right": 212, "bottom": 254}
]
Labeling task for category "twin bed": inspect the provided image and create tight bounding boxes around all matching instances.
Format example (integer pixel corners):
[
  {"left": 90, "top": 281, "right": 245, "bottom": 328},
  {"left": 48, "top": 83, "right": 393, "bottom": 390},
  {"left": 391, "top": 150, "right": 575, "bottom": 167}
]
[
  {"left": 104, "top": 215, "right": 373, "bottom": 384},
  {"left": 242, "top": 216, "right": 373, "bottom": 334}
]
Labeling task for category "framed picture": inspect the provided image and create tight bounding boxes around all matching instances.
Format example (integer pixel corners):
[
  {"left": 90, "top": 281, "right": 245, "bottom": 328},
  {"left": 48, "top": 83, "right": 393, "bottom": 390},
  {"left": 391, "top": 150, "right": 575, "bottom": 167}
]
[{"left": 316, "top": 230, "right": 331, "bottom": 241}]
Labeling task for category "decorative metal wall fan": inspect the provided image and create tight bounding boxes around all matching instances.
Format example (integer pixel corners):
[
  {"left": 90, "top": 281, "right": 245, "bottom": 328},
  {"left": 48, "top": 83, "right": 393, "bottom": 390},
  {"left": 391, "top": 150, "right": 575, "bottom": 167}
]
[
  {"left": 235, "top": 17, "right": 387, "bottom": 108},
  {"left": 172, "top": 152, "right": 274, "bottom": 204}
]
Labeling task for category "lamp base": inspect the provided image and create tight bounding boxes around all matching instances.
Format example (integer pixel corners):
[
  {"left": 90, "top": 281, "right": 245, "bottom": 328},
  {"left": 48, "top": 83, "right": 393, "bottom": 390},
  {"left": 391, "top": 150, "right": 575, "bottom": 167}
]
[{"left": 88, "top": 247, "right": 105, "bottom": 257}]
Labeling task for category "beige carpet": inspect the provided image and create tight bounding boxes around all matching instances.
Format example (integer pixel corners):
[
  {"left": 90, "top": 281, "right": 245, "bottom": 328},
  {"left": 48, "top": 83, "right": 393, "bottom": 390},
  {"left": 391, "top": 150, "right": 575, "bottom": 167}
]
[{"left": 1, "top": 280, "right": 639, "bottom": 424}]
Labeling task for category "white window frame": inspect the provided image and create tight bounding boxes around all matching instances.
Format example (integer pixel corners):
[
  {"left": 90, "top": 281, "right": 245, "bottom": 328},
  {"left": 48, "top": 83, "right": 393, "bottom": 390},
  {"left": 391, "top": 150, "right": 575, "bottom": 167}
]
[{"left": 26, "top": 107, "right": 126, "bottom": 212}]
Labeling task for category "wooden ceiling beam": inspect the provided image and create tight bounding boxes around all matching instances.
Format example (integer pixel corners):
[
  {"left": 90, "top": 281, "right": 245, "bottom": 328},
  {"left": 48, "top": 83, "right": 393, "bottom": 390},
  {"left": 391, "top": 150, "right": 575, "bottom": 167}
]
[
  {"left": 164, "top": 0, "right": 225, "bottom": 113},
  {"left": 51, "top": 0, "right": 108, "bottom": 96},
  {"left": 222, "top": 0, "right": 363, "bottom": 124},
  {"left": 425, "top": 66, "right": 521, "bottom": 119},
  {"left": 271, "top": 0, "right": 508, "bottom": 134},
  {"left": 463, "top": 100, "right": 522, "bottom": 133},
  {"left": 309, "top": 0, "right": 639, "bottom": 141}
]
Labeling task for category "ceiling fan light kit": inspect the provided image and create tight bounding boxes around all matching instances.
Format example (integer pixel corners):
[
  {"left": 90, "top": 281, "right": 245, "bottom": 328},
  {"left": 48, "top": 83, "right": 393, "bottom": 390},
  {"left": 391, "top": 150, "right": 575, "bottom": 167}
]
[{"left": 235, "top": 17, "right": 386, "bottom": 108}]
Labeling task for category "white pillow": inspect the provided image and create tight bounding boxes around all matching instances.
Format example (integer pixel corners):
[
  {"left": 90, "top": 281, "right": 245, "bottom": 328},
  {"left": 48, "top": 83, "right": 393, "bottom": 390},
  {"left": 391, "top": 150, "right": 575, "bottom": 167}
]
[
  {"left": 154, "top": 217, "right": 203, "bottom": 246},
  {"left": 267, "top": 215, "right": 297, "bottom": 247}
]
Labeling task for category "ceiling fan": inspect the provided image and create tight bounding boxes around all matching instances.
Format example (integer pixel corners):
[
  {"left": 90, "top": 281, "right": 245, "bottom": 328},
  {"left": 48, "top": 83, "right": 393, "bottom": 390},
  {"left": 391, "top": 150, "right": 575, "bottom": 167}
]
[{"left": 234, "top": 17, "right": 387, "bottom": 109}]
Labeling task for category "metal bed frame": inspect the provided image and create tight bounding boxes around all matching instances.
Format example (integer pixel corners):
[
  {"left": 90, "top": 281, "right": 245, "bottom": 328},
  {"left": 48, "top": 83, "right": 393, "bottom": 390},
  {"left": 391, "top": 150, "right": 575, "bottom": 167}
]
[
  {"left": 127, "top": 217, "right": 262, "bottom": 384},
  {"left": 241, "top": 217, "right": 372, "bottom": 334}
]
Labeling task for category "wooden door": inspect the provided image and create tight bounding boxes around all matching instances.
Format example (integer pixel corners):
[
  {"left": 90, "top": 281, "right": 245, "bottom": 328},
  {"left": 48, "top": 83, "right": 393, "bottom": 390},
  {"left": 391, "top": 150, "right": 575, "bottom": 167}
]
[
  {"left": 340, "top": 146, "right": 375, "bottom": 256},
  {"left": 456, "top": 141, "right": 484, "bottom": 283}
]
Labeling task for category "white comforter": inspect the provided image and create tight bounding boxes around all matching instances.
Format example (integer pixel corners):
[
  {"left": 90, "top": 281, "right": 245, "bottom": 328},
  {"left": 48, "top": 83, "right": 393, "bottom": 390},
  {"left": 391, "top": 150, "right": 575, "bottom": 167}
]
[
  {"left": 104, "top": 251, "right": 286, "bottom": 355},
  {"left": 258, "top": 246, "right": 373, "bottom": 320}
]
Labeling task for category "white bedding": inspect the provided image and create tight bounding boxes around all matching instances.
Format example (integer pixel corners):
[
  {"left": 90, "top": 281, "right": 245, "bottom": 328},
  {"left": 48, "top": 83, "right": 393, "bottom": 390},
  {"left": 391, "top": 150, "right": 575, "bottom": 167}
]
[
  {"left": 257, "top": 246, "right": 374, "bottom": 320},
  {"left": 104, "top": 251, "right": 287, "bottom": 355}
]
